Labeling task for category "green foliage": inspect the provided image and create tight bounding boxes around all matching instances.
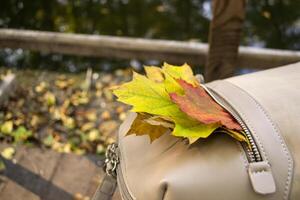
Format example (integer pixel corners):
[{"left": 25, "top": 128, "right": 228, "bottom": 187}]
[
  {"left": 244, "top": 0, "right": 300, "bottom": 50},
  {"left": 1, "top": 0, "right": 298, "bottom": 70}
]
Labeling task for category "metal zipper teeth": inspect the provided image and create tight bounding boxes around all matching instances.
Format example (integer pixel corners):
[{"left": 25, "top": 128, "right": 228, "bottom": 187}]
[
  {"left": 202, "top": 85, "right": 263, "bottom": 163},
  {"left": 117, "top": 151, "right": 135, "bottom": 200},
  {"left": 228, "top": 109, "right": 262, "bottom": 162}
]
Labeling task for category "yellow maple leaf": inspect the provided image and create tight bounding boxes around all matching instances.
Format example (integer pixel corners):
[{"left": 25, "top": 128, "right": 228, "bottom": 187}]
[
  {"left": 144, "top": 66, "right": 164, "bottom": 82},
  {"left": 113, "top": 68, "right": 218, "bottom": 142},
  {"left": 114, "top": 63, "right": 247, "bottom": 144},
  {"left": 127, "top": 113, "right": 170, "bottom": 142},
  {"left": 162, "top": 63, "right": 199, "bottom": 86}
]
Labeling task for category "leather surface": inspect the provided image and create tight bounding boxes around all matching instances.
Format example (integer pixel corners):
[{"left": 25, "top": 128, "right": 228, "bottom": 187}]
[
  {"left": 225, "top": 62, "right": 300, "bottom": 199},
  {"left": 92, "top": 174, "right": 117, "bottom": 200},
  {"left": 117, "top": 62, "right": 300, "bottom": 200},
  {"left": 207, "top": 80, "right": 293, "bottom": 200}
]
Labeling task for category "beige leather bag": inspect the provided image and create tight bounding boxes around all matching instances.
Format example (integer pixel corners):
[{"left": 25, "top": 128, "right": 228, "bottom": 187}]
[{"left": 101, "top": 62, "right": 300, "bottom": 200}]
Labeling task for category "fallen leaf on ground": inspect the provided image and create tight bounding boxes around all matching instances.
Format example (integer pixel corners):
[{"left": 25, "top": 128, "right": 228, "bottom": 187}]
[
  {"left": 85, "top": 110, "right": 97, "bottom": 121},
  {"left": 1, "top": 147, "right": 15, "bottom": 160},
  {"left": 101, "top": 111, "right": 111, "bottom": 120},
  {"left": 62, "top": 116, "right": 76, "bottom": 129},
  {"left": 35, "top": 81, "right": 47, "bottom": 93},
  {"left": 88, "top": 129, "right": 100, "bottom": 142},
  {"left": 1, "top": 120, "right": 13, "bottom": 135},
  {"left": 44, "top": 91, "right": 56, "bottom": 106},
  {"left": 81, "top": 122, "right": 95, "bottom": 132},
  {"left": 13, "top": 126, "right": 33, "bottom": 143},
  {"left": 43, "top": 134, "right": 54, "bottom": 147},
  {"left": 99, "top": 120, "right": 118, "bottom": 136},
  {"left": 96, "top": 144, "right": 105, "bottom": 154}
]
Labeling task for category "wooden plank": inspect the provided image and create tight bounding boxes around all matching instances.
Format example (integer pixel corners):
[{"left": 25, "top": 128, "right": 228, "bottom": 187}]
[
  {"left": 0, "top": 146, "right": 66, "bottom": 200},
  {"left": 205, "top": 0, "right": 246, "bottom": 81},
  {"left": 84, "top": 155, "right": 106, "bottom": 198},
  {"left": 46, "top": 153, "right": 103, "bottom": 200},
  {"left": 0, "top": 29, "right": 206, "bottom": 68},
  {"left": 0, "top": 146, "right": 40, "bottom": 200},
  {"left": 0, "top": 145, "right": 109, "bottom": 200},
  {"left": 0, "top": 29, "right": 299, "bottom": 69},
  {"left": 0, "top": 144, "right": 25, "bottom": 198},
  {"left": 0, "top": 178, "right": 40, "bottom": 200}
]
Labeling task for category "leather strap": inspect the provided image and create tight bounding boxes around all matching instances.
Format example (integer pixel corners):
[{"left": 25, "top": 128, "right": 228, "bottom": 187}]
[{"left": 92, "top": 174, "right": 117, "bottom": 200}]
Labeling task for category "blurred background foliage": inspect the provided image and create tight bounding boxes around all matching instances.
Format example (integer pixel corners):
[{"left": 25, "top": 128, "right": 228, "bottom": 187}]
[
  {"left": 0, "top": 0, "right": 299, "bottom": 156},
  {"left": 0, "top": 0, "right": 299, "bottom": 72}
]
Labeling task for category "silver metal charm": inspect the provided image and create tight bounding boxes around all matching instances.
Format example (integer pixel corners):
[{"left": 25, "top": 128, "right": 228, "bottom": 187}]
[{"left": 103, "top": 143, "right": 119, "bottom": 178}]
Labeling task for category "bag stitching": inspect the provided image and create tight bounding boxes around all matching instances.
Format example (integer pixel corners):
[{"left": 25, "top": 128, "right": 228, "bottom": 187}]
[
  {"left": 222, "top": 80, "right": 293, "bottom": 200},
  {"left": 118, "top": 114, "right": 137, "bottom": 200},
  {"left": 248, "top": 97, "right": 292, "bottom": 200}
]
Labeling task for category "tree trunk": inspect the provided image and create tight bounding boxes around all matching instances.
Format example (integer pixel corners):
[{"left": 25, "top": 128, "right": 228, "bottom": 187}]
[{"left": 205, "top": 0, "right": 246, "bottom": 81}]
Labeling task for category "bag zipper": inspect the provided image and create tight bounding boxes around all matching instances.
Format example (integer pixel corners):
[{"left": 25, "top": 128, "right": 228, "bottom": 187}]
[
  {"left": 202, "top": 85, "right": 276, "bottom": 194},
  {"left": 202, "top": 85, "right": 261, "bottom": 163}
]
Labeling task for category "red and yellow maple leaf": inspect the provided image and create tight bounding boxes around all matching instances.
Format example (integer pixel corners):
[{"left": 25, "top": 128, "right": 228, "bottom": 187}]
[{"left": 169, "top": 79, "right": 242, "bottom": 131}]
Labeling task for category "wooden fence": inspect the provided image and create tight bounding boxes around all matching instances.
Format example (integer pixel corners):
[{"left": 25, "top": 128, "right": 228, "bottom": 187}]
[{"left": 0, "top": 28, "right": 299, "bottom": 69}]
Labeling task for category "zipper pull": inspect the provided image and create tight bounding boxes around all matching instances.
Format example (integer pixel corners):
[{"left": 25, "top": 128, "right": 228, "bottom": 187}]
[{"left": 248, "top": 161, "right": 276, "bottom": 194}]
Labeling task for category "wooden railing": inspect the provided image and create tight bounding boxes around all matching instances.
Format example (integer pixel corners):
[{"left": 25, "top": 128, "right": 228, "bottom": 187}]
[{"left": 0, "top": 28, "right": 299, "bottom": 69}]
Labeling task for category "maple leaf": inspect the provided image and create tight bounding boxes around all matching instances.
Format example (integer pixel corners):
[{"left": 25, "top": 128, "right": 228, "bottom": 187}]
[
  {"left": 145, "top": 64, "right": 183, "bottom": 94},
  {"left": 169, "top": 79, "right": 242, "bottom": 130},
  {"left": 172, "top": 117, "right": 219, "bottom": 142},
  {"left": 127, "top": 113, "right": 170, "bottom": 142},
  {"left": 144, "top": 66, "right": 164, "bottom": 83},
  {"left": 114, "top": 63, "right": 247, "bottom": 144},
  {"left": 143, "top": 115, "right": 175, "bottom": 129},
  {"left": 162, "top": 63, "right": 199, "bottom": 86},
  {"left": 145, "top": 63, "right": 199, "bottom": 94},
  {"left": 113, "top": 71, "right": 218, "bottom": 141},
  {"left": 113, "top": 72, "right": 175, "bottom": 116},
  {"left": 223, "top": 128, "right": 247, "bottom": 142},
  {"left": 214, "top": 128, "right": 249, "bottom": 147}
]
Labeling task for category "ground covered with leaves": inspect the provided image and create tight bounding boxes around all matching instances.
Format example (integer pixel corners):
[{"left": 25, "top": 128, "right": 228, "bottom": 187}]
[{"left": 0, "top": 68, "right": 131, "bottom": 156}]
